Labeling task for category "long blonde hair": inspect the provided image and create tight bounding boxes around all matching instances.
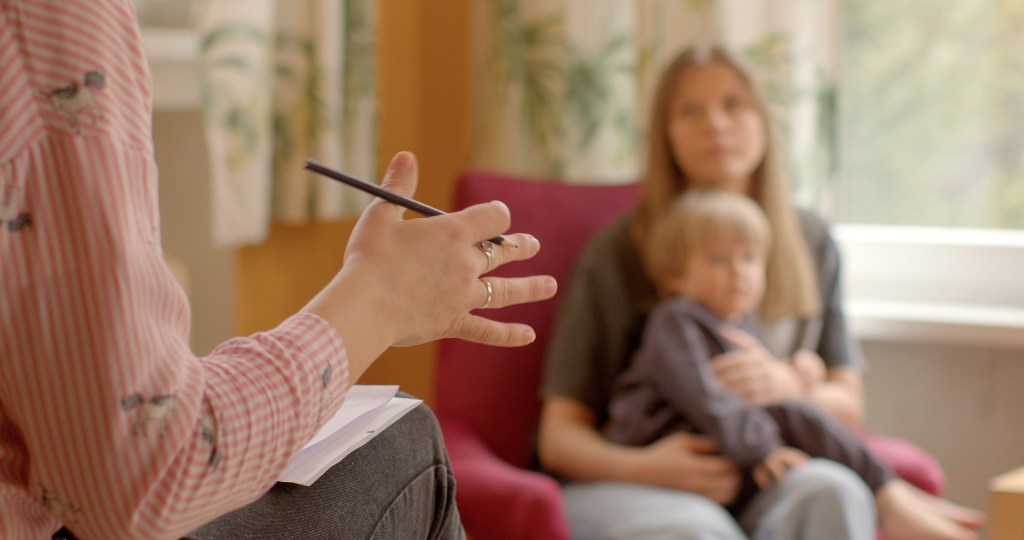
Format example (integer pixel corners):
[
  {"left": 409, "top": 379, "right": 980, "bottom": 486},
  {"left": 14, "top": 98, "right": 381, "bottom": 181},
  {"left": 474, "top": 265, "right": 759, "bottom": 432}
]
[{"left": 633, "top": 44, "right": 820, "bottom": 321}]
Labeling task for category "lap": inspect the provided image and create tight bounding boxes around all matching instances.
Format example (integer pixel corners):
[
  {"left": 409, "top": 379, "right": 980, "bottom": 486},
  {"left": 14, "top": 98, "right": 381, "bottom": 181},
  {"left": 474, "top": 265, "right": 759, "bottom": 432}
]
[
  {"left": 563, "top": 481, "right": 744, "bottom": 540},
  {"left": 562, "top": 459, "right": 876, "bottom": 540},
  {"left": 185, "top": 398, "right": 464, "bottom": 540},
  {"left": 739, "top": 459, "right": 876, "bottom": 540}
]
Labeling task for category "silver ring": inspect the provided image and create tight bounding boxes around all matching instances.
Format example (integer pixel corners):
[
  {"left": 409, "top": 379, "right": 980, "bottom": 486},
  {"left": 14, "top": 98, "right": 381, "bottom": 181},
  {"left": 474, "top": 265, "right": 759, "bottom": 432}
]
[
  {"left": 479, "top": 279, "right": 493, "bottom": 309},
  {"left": 478, "top": 241, "right": 495, "bottom": 272}
]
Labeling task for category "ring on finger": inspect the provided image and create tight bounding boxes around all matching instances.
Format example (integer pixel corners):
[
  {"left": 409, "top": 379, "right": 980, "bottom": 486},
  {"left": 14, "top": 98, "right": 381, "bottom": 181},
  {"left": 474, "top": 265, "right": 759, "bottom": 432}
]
[
  {"left": 478, "top": 278, "right": 493, "bottom": 309},
  {"left": 477, "top": 241, "right": 495, "bottom": 272}
]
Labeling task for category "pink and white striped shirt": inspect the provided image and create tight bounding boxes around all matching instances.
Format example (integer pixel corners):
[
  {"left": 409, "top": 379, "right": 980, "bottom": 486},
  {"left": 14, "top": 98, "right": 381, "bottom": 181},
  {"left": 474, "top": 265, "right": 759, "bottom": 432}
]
[{"left": 0, "top": 1, "right": 351, "bottom": 538}]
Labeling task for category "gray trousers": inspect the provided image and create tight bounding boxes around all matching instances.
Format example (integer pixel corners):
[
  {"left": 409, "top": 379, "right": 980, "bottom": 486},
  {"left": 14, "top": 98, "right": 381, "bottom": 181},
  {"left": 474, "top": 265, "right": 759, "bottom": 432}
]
[
  {"left": 563, "top": 458, "right": 876, "bottom": 540},
  {"left": 185, "top": 398, "right": 466, "bottom": 540}
]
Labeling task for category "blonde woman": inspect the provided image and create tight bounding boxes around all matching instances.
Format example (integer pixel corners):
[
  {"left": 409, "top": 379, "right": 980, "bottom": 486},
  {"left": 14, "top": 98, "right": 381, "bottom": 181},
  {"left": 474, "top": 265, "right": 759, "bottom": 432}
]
[{"left": 538, "top": 45, "right": 975, "bottom": 539}]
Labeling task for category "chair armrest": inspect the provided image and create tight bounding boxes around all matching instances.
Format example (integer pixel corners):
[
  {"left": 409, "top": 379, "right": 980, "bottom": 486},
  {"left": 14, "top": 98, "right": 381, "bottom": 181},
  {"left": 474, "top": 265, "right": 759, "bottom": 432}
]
[{"left": 438, "top": 414, "right": 570, "bottom": 540}]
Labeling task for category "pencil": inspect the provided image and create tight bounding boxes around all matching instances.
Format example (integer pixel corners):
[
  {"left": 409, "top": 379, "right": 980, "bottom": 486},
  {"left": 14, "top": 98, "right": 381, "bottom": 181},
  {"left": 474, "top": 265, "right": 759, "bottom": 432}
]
[{"left": 304, "top": 159, "right": 518, "bottom": 248}]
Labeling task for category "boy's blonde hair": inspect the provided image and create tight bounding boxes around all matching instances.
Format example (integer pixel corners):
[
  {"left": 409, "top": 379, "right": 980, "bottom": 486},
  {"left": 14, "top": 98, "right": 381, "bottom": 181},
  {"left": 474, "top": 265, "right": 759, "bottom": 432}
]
[{"left": 646, "top": 189, "right": 772, "bottom": 295}]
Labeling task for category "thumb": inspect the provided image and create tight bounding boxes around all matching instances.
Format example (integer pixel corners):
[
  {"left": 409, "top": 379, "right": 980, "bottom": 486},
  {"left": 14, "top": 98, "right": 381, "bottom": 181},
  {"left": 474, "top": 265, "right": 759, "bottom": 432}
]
[{"left": 378, "top": 151, "right": 419, "bottom": 201}]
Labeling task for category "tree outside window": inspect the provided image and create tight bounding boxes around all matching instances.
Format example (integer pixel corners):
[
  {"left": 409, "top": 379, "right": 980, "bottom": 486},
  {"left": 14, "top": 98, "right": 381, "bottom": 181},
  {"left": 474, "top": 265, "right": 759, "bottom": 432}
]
[{"left": 838, "top": 1, "right": 1024, "bottom": 230}]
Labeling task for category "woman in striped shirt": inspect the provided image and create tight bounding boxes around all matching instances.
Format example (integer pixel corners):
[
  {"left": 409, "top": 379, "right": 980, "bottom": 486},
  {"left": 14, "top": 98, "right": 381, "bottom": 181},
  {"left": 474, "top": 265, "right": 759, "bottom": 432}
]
[{"left": 0, "top": 1, "right": 556, "bottom": 538}]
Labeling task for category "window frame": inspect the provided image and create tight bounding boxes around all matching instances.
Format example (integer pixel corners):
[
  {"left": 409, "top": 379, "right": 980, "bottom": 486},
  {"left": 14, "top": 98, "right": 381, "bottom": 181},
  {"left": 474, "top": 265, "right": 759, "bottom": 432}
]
[
  {"left": 833, "top": 223, "right": 1024, "bottom": 350},
  {"left": 827, "top": 1, "right": 1024, "bottom": 350}
]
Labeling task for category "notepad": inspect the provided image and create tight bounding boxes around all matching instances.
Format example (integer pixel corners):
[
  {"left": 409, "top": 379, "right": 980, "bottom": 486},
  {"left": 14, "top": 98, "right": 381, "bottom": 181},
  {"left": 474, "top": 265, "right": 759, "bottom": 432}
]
[{"left": 278, "top": 385, "right": 422, "bottom": 485}]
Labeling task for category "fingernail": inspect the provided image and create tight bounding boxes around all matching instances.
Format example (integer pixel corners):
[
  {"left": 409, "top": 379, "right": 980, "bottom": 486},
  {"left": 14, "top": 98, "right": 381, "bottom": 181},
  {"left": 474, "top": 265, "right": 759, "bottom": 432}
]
[{"left": 388, "top": 151, "right": 413, "bottom": 173}]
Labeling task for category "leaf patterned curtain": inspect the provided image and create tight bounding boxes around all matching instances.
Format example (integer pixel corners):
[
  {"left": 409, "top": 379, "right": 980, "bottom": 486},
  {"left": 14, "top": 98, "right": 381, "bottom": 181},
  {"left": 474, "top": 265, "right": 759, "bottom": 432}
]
[
  {"left": 471, "top": 0, "right": 836, "bottom": 202},
  {"left": 198, "top": 0, "right": 377, "bottom": 246}
]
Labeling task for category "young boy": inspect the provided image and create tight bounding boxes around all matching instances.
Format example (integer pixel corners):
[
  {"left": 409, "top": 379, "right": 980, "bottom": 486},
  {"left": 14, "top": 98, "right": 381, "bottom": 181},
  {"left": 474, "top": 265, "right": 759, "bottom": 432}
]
[{"left": 606, "top": 189, "right": 983, "bottom": 540}]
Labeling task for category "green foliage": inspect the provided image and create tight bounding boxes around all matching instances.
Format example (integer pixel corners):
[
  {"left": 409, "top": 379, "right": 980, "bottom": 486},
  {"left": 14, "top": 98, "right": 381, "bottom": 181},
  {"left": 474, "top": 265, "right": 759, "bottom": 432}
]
[
  {"left": 487, "top": 0, "right": 642, "bottom": 175},
  {"left": 839, "top": 1, "right": 1024, "bottom": 229},
  {"left": 742, "top": 33, "right": 833, "bottom": 201},
  {"left": 742, "top": 33, "right": 795, "bottom": 135},
  {"left": 490, "top": 0, "right": 567, "bottom": 174},
  {"left": 201, "top": 10, "right": 375, "bottom": 173},
  {"left": 343, "top": 0, "right": 376, "bottom": 106},
  {"left": 566, "top": 33, "right": 632, "bottom": 151},
  {"left": 201, "top": 23, "right": 270, "bottom": 168}
]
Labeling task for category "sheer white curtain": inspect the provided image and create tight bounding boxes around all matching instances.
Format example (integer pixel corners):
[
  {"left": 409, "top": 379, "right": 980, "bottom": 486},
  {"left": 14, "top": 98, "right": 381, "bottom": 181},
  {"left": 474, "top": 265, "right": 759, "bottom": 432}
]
[
  {"left": 198, "top": 0, "right": 377, "bottom": 246},
  {"left": 471, "top": 0, "right": 836, "bottom": 199}
]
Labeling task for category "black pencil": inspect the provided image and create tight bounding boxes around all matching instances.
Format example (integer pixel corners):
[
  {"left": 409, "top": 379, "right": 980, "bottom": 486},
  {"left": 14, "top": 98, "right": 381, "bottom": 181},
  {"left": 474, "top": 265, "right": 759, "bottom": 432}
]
[{"left": 304, "top": 159, "right": 517, "bottom": 248}]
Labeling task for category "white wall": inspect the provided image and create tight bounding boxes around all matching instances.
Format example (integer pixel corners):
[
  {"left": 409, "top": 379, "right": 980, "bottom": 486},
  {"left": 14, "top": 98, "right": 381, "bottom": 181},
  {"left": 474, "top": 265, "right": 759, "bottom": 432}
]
[{"left": 862, "top": 339, "right": 1024, "bottom": 526}]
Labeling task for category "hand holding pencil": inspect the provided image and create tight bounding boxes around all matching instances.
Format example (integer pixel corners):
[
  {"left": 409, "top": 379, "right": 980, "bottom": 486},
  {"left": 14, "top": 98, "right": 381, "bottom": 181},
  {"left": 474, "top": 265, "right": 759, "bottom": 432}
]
[{"left": 301, "top": 151, "right": 557, "bottom": 381}]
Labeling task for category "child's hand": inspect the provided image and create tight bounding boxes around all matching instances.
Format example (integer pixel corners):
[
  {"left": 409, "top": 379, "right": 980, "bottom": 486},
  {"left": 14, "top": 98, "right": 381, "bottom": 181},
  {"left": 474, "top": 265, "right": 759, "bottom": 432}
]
[
  {"left": 753, "top": 447, "right": 809, "bottom": 489},
  {"left": 714, "top": 327, "right": 803, "bottom": 404},
  {"left": 790, "top": 350, "right": 826, "bottom": 395}
]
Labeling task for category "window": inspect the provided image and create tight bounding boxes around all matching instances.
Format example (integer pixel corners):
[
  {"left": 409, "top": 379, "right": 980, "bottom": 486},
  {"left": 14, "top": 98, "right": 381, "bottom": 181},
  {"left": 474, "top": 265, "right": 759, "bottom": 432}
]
[
  {"left": 838, "top": 2, "right": 1024, "bottom": 230},
  {"left": 833, "top": 2, "right": 1024, "bottom": 348}
]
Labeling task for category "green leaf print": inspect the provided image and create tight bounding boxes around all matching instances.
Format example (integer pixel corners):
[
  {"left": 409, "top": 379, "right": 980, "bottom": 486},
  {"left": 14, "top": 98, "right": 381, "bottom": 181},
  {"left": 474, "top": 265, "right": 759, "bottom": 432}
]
[
  {"left": 490, "top": 0, "right": 567, "bottom": 175},
  {"left": 567, "top": 33, "right": 632, "bottom": 151}
]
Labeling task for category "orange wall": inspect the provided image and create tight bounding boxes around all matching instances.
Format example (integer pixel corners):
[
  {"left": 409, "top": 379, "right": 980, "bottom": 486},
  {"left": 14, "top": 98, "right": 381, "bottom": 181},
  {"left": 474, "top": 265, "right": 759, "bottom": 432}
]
[{"left": 235, "top": 1, "right": 472, "bottom": 406}]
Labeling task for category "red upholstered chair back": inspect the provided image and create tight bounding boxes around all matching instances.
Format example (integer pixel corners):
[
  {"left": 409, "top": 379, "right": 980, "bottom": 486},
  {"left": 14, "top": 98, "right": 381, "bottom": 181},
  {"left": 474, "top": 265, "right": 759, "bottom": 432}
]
[{"left": 436, "top": 172, "right": 641, "bottom": 469}]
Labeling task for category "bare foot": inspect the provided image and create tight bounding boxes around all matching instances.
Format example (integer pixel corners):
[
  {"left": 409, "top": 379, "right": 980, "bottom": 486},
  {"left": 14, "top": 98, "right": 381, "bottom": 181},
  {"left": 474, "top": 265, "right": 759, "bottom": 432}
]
[
  {"left": 921, "top": 486, "right": 986, "bottom": 530},
  {"left": 876, "top": 480, "right": 984, "bottom": 540}
]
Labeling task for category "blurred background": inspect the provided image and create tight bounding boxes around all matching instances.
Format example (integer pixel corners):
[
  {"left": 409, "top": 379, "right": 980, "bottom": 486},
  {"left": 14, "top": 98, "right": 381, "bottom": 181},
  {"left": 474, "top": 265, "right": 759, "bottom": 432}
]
[{"left": 136, "top": 0, "right": 1024, "bottom": 526}]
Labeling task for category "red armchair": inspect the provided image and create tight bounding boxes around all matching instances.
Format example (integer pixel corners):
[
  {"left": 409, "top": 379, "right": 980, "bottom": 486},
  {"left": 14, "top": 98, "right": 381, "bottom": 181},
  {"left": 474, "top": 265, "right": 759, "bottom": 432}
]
[
  {"left": 434, "top": 172, "right": 944, "bottom": 540},
  {"left": 435, "top": 172, "right": 641, "bottom": 540}
]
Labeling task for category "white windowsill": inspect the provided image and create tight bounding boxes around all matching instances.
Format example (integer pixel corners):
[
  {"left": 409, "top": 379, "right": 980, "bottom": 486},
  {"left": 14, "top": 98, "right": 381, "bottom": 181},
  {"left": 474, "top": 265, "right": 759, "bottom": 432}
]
[
  {"left": 847, "top": 300, "right": 1024, "bottom": 350},
  {"left": 835, "top": 224, "right": 1024, "bottom": 350},
  {"left": 141, "top": 27, "right": 201, "bottom": 110}
]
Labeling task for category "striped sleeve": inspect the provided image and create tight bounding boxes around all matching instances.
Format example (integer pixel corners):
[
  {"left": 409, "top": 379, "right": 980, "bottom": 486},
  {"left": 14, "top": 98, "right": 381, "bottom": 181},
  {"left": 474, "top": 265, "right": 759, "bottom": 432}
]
[{"left": 0, "top": 2, "right": 351, "bottom": 539}]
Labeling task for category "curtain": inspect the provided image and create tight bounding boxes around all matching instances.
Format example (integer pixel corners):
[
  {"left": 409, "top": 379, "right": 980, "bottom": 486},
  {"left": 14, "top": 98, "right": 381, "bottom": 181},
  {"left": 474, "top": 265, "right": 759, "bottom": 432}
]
[
  {"left": 470, "top": 0, "right": 836, "bottom": 203},
  {"left": 198, "top": 0, "right": 377, "bottom": 247}
]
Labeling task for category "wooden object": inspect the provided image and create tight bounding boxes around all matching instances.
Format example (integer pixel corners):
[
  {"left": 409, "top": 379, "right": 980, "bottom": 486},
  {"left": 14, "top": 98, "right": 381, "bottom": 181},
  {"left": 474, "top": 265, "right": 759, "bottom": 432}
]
[{"left": 990, "top": 466, "right": 1024, "bottom": 540}]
